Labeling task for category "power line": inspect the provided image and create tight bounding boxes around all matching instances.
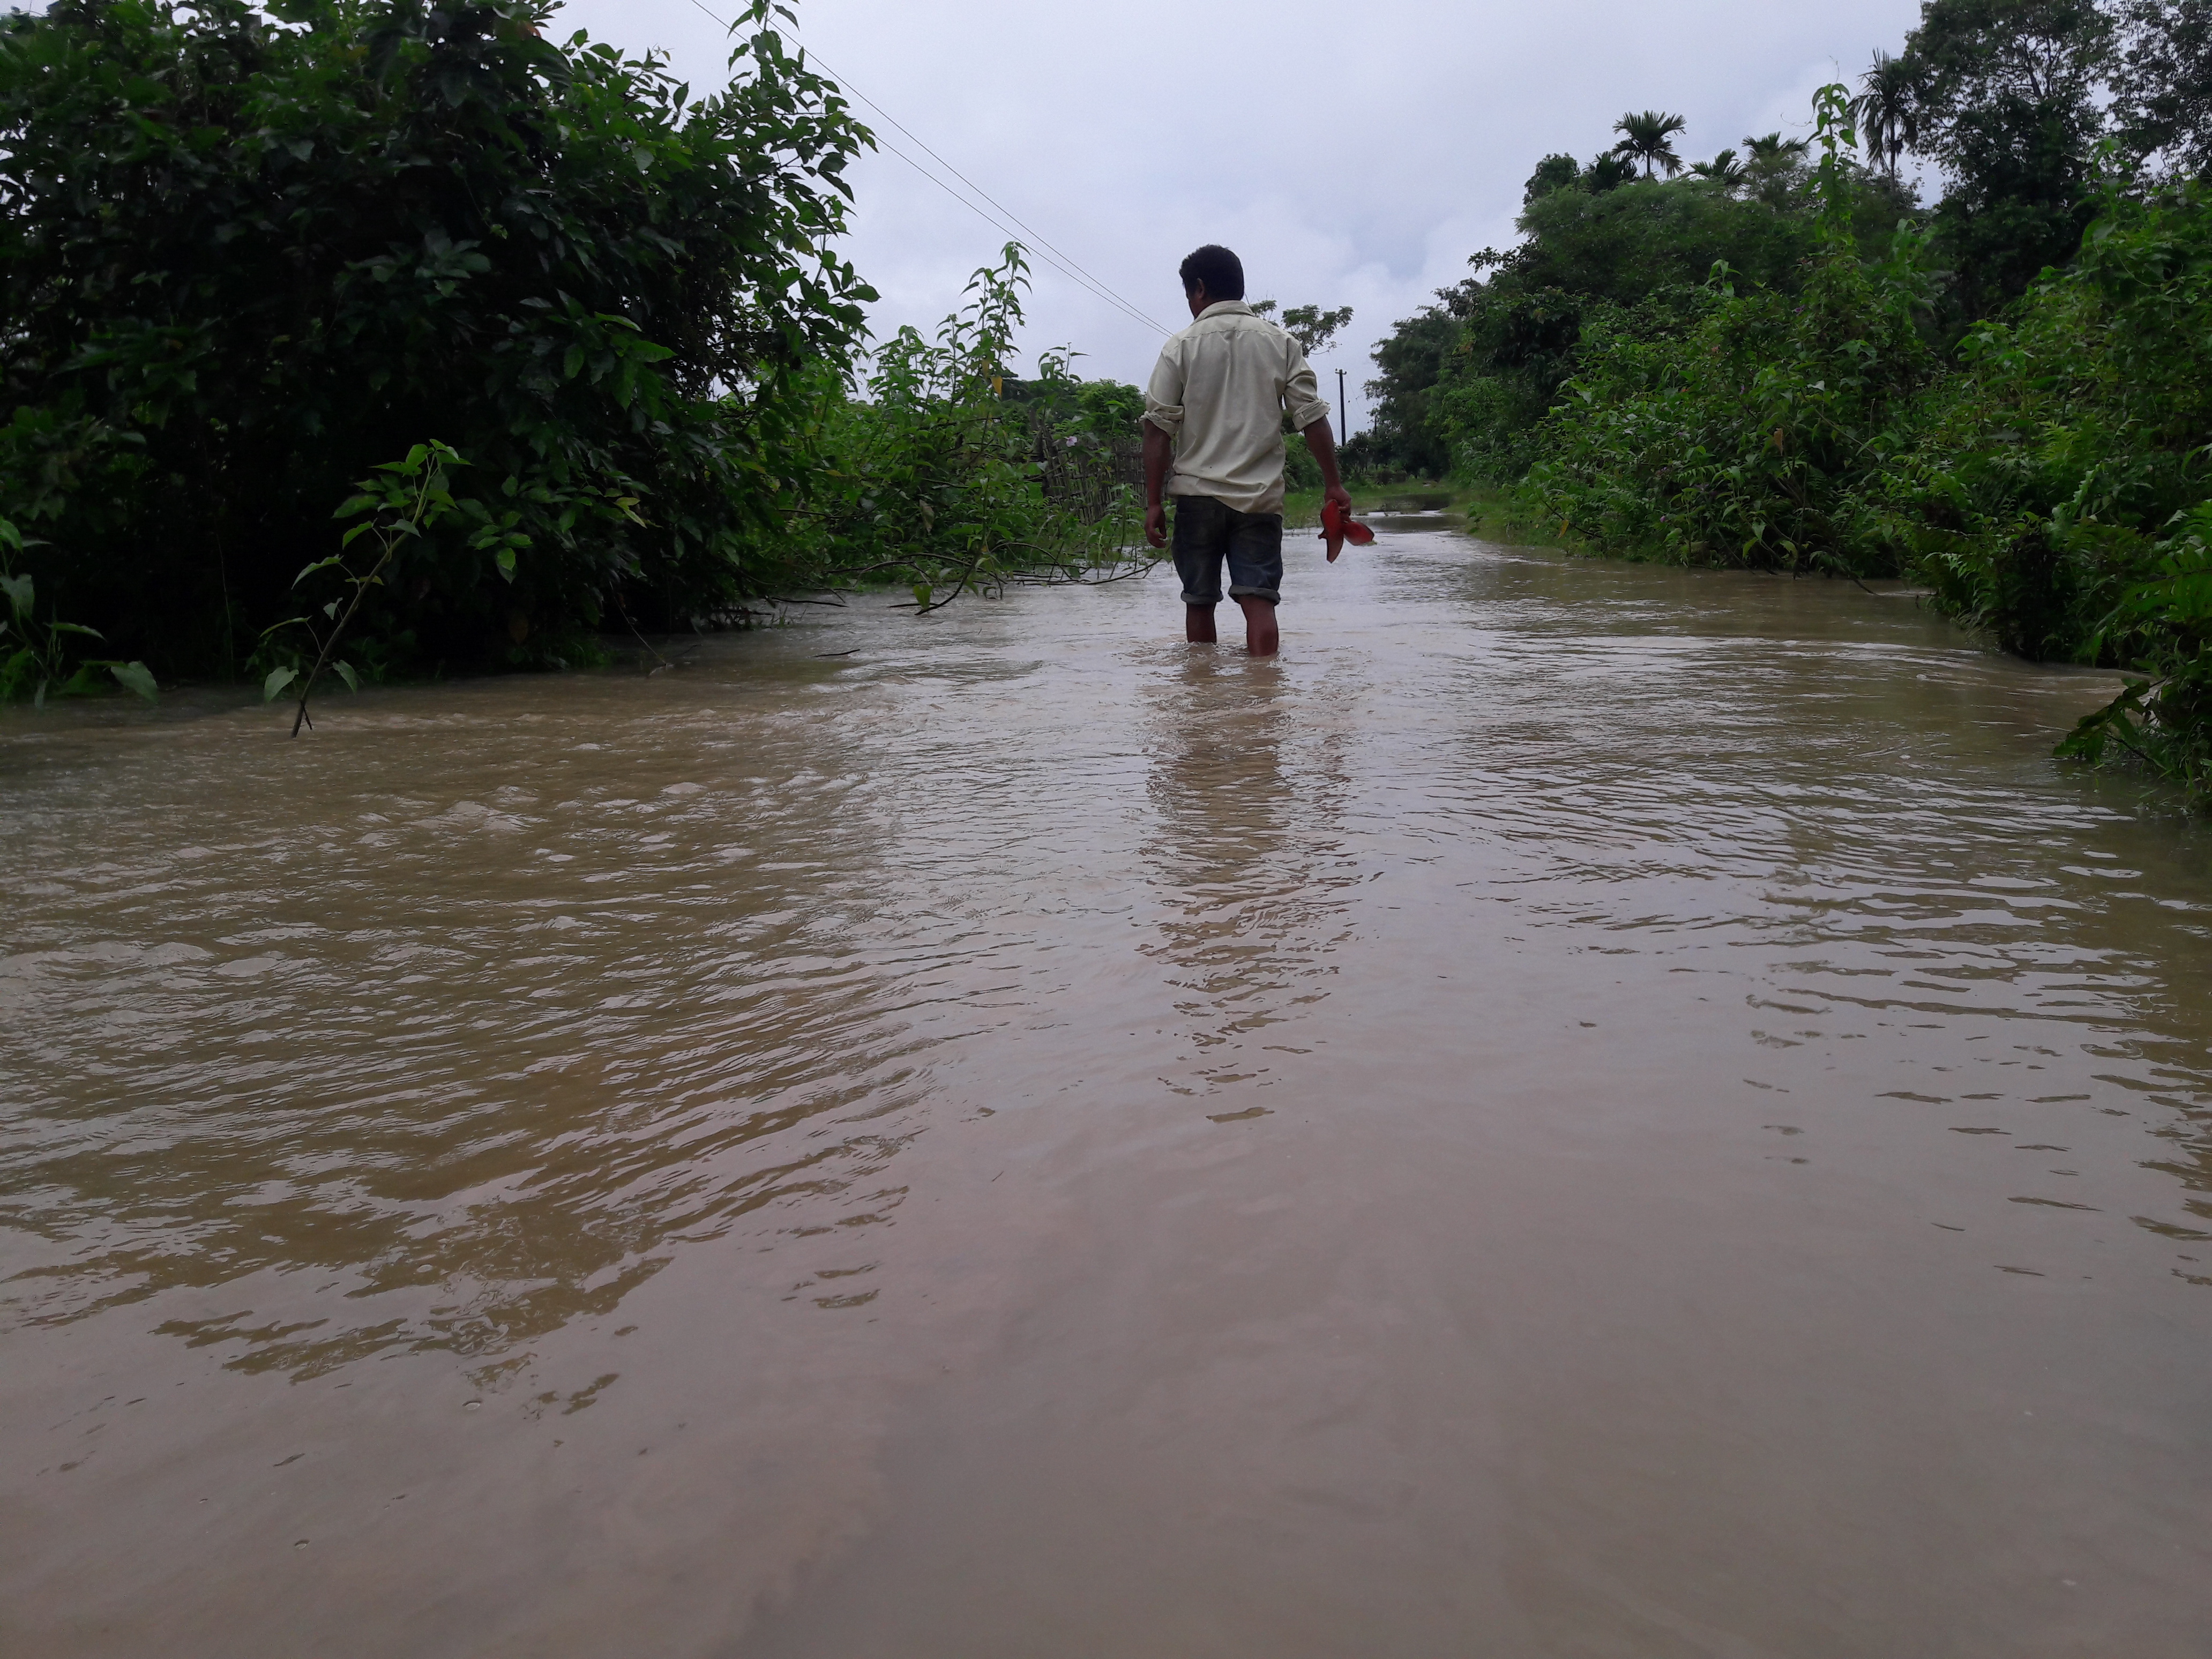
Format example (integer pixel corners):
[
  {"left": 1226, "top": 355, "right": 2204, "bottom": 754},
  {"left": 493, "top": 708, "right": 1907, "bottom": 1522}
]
[
  {"left": 858, "top": 132, "right": 1172, "bottom": 339},
  {"left": 778, "top": 32, "right": 1171, "bottom": 336},
  {"left": 679, "top": 0, "right": 1172, "bottom": 338}
]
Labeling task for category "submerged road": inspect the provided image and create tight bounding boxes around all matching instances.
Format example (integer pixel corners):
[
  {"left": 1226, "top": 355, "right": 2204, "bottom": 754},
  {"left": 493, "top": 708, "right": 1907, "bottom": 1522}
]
[{"left": 3, "top": 519, "right": 2208, "bottom": 1656}]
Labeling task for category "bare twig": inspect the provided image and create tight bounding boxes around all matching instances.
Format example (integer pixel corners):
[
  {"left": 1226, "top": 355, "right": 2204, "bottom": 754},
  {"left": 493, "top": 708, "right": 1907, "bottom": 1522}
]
[{"left": 611, "top": 592, "right": 675, "bottom": 675}]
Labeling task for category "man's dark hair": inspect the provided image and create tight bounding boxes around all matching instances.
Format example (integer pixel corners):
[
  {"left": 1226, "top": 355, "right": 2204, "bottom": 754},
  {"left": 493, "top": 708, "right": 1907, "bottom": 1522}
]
[{"left": 1178, "top": 244, "right": 1245, "bottom": 301}]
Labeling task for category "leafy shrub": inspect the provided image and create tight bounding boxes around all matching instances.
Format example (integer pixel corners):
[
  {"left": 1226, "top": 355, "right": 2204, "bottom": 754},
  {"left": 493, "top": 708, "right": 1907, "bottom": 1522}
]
[
  {"left": 1524, "top": 89, "right": 1942, "bottom": 575},
  {"left": 1511, "top": 98, "right": 2212, "bottom": 803},
  {"left": 780, "top": 245, "right": 1147, "bottom": 611},
  {"left": 0, "top": 513, "right": 158, "bottom": 705},
  {"left": 1875, "top": 171, "right": 2212, "bottom": 798},
  {"left": 0, "top": 0, "right": 873, "bottom": 675}
]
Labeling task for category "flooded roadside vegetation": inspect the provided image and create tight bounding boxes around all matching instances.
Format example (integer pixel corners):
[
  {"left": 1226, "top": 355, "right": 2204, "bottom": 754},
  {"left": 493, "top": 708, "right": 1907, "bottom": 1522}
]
[{"left": 5, "top": 525, "right": 2210, "bottom": 1656}]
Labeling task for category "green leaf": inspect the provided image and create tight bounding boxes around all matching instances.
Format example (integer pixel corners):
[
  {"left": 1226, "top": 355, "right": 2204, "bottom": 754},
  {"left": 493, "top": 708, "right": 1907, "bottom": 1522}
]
[
  {"left": 495, "top": 547, "right": 517, "bottom": 580},
  {"left": 294, "top": 554, "right": 345, "bottom": 586},
  {"left": 109, "top": 660, "right": 159, "bottom": 702},
  {"left": 263, "top": 666, "right": 298, "bottom": 702},
  {"left": 49, "top": 621, "right": 104, "bottom": 639},
  {"left": 332, "top": 660, "right": 360, "bottom": 692},
  {"left": 0, "top": 573, "right": 31, "bottom": 618}
]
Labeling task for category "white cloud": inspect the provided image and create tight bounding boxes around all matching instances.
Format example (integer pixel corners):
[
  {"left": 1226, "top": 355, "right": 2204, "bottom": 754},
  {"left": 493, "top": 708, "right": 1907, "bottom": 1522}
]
[{"left": 557, "top": 0, "right": 1928, "bottom": 429}]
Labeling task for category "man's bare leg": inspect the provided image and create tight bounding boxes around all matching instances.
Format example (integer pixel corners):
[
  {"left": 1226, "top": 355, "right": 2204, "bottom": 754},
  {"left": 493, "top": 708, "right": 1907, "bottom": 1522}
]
[
  {"left": 1236, "top": 595, "right": 1279, "bottom": 657},
  {"left": 1186, "top": 603, "right": 1218, "bottom": 644}
]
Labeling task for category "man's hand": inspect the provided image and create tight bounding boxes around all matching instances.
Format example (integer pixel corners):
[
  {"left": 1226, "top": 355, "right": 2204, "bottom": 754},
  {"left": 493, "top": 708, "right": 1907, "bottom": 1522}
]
[
  {"left": 1322, "top": 483, "right": 1354, "bottom": 562},
  {"left": 1142, "top": 422, "right": 1174, "bottom": 549},
  {"left": 1298, "top": 417, "right": 1354, "bottom": 563}
]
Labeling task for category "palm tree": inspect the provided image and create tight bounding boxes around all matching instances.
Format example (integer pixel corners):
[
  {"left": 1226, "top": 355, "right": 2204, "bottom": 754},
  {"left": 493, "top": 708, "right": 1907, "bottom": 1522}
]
[
  {"left": 1612, "top": 110, "right": 1689, "bottom": 180},
  {"left": 1849, "top": 50, "right": 1919, "bottom": 177},
  {"left": 1691, "top": 148, "right": 1746, "bottom": 187},
  {"left": 1586, "top": 153, "right": 1640, "bottom": 193},
  {"left": 1742, "top": 132, "right": 1811, "bottom": 162},
  {"left": 1738, "top": 132, "right": 1813, "bottom": 207}
]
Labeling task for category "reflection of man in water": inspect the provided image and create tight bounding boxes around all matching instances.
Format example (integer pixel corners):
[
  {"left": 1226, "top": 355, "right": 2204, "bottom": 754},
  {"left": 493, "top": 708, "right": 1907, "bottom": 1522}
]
[{"left": 1142, "top": 244, "right": 1352, "bottom": 657}]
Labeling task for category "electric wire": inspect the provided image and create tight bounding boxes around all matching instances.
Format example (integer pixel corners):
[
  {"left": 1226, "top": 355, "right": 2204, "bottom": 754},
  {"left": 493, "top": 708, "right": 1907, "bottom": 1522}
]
[
  {"left": 869, "top": 141, "right": 1169, "bottom": 338},
  {"left": 679, "top": 0, "right": 1172, "bottom": 337},
  {"left": 776, "top": 31, "right": 1171, "bottom": 336}
]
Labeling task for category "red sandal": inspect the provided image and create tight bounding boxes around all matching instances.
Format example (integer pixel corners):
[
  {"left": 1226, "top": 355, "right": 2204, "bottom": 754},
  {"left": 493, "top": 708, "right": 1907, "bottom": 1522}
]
[{"left": 1320, "top": 499, "right": 1374, "bottom": 561}]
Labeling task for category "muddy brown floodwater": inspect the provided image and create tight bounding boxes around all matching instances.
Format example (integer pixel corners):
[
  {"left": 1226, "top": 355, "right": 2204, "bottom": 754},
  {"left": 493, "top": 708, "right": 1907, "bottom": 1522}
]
[{"left": 3, "top": 522, "right": 2209, "bottom": 1657}]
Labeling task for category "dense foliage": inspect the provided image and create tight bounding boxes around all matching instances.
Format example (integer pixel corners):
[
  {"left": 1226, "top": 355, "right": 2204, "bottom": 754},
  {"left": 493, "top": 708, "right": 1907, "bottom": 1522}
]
[
  {"left": 774, "top": 244, "right": 1146, "bottom": 614},
  {"left": 0, "top": 0, "right": 1140, "bottom": 700},
  {"left": 1528, "top": 90, "right": 1942, "bottom": 572},
  {"left": 1350, "top": 0, "right": 2212, "bottom": 804},
  {"left": 0, "top": 0, "right": 883, "bottom": 678},
  {"left": 1883, "top": 176, "right": 2212, "bottom": 795}
]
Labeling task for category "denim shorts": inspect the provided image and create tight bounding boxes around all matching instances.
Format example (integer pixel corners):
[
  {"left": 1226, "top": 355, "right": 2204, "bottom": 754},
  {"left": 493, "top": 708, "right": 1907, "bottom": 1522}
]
[{"left": 1170, "top": 495, "right": 1283, "bottom": 606}]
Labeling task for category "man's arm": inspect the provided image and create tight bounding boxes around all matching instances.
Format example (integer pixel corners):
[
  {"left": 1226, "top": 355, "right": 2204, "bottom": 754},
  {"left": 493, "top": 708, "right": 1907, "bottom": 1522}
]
[
  {"left": 1143, "top": 421, "right": 1174, "bottom": 548},
  {"left": 1282, "top": 342, "right": 1352, "bottom": 549},
  {"left": 1299, "top": 416, "right": 1349, "bottom": 501},
  {"left": 1141, "top": 338, "right": 1185, "bottom": 549},
  {"left": 1300, "top": 416, "right": 1354, "bottom": 558}
]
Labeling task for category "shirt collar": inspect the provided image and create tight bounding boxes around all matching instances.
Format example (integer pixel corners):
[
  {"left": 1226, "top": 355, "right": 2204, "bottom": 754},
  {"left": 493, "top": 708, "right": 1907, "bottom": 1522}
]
[{"left": 1195, "top": 301, "right": 1253, "bottom": 321}]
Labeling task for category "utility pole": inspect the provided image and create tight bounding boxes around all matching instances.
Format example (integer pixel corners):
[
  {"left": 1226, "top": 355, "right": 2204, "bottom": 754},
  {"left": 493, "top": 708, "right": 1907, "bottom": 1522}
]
[{"left": 1336, "top": 368, "right": 1347, "bottom": 440}]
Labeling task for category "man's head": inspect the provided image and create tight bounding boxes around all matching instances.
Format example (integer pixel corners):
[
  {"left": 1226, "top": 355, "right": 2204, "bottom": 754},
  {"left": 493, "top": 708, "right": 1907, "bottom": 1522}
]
[{"left": 1178, "top": 244, "right": 1245, "bottom": 315}]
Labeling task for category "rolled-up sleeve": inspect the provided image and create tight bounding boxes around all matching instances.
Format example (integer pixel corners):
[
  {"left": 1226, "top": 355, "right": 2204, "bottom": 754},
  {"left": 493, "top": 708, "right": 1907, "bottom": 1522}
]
[
  {"left": 1143, "top": 341, "right": 1185, "bottom": 436},
  {"left": 1282, "top": 341, "right": 1330, "bottom": 431}
]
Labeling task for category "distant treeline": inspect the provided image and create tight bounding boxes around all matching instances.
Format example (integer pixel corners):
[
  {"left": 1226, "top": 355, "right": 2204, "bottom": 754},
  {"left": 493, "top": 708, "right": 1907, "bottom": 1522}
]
[{"left": 1350, "top": 1, "right": 2212, "bottom": 802}]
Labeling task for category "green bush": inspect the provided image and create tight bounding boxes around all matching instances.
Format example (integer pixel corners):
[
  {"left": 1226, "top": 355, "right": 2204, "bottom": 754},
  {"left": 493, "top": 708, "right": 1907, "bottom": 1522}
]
[
  {"left": 773, "top": 245, "right": 1147, "bottom": 610},
  {"left": 1876, "top": 172, "right": 2212, "bottom": 797},
  {"left": 1511, "top": 91, "right": 2212, "bottom": 803},
  {"left": 0, "top": 0, "right": 873, "bottom": 676},
  {"left": 1523, "top": 89, "right": 1941, "bottom": 574},
  {"left": 1362, "top": 140, "right": 1914, "bottom": 483}
]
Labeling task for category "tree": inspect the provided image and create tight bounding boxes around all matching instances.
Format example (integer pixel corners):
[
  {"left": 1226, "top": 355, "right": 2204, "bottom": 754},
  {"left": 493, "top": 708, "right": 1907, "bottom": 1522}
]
[
  {"left": 1852, "top": 50, "right": 1922, "bottom": 175},
  {"left": 1279, "top": 304, "right": 1355, "bottom": 357},
  {"left": 1360, "top": 301, "right": 1467, "bottom": 478},
  {"left": 1898, "top": 0, "right": 2117, "bottom": 313},
  {"left": 1251, "top": 300, "right": 1352, "bottom": 356},
  {"left": 1366, "top": 104, "right": 1915, "bottom": 484},
  {"left": 1612, "top": 109, "right": 1689, "bottom": 178},
  {"left": 1740, "top": 132, "right": 1813, "bottom": 207},
  {"left": 0, "top": 0, "right": 876, "bottom": 673},
  {"left": 1691, "top": 148, "right": 1746, "bottom": 186},
  {"left": 1585, "top": 152, "right": 1640, "bottom": 192},
  {"left": 1903, "top": 0, "right": 2113, "bottom": 119},
  {"left": 1523, "top": 153, "right": 1583, "bottom": 203},
  {"left": 1742, "top": 132, "right": 1812, "bottom": 159},
  {"left": 2112, "top": 0, "right": 2212, "bottom": 175}
]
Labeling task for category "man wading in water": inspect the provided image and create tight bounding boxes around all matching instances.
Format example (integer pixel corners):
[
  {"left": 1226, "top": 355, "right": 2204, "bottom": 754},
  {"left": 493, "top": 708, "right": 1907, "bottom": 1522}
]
[{"left": 1142, "top": 244, "right": 1352, "bottom": 656}]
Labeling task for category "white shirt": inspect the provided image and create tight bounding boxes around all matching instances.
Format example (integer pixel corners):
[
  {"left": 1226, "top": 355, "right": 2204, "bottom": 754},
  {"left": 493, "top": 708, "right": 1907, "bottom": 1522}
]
[{"left": 1143, "top": 301, "right": 1331, "bottom": 517}]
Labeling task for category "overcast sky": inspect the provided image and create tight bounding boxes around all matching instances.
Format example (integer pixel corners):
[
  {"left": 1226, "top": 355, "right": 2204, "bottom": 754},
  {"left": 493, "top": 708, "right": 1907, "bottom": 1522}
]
[{"left": 587, "top": 3, "right": 1929, "bottom": 429}]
